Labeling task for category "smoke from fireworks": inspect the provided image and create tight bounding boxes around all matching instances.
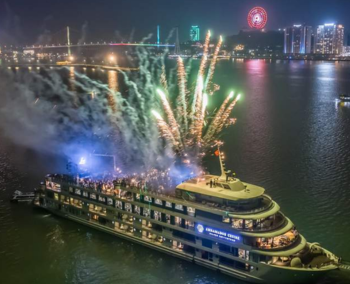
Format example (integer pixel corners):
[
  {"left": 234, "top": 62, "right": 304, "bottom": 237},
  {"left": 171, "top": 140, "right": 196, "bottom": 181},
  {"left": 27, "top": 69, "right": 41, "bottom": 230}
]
[{"left": 0, "top": 31, "right": 240, "bottom": 177}]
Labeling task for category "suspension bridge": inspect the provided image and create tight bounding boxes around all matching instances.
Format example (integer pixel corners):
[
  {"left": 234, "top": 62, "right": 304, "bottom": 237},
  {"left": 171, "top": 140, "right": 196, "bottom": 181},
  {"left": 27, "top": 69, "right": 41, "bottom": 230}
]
[{"left": 23, "top": 27, "right": 177, "bottom": 51}]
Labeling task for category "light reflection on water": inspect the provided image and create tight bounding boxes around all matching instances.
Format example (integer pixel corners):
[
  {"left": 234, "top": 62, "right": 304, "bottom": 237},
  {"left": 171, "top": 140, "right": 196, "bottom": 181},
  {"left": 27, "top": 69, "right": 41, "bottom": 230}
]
[{"left": 0, "top": 61, "right": 350, "bottom": 284}]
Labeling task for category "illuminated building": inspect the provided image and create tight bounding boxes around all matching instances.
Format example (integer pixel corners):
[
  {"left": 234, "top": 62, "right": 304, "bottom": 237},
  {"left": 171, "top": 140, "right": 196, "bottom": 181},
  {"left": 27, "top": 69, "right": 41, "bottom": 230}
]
[
  {"left": 190, "top": 26, "right": 200, "bottom": 41},
  {"left": 234, "top": 44, "right": 245, "bottom": 51},
  {"left": 284, "top": 25, "right": 313, "bottom": 54},
  {"left": 36, "top": 152, "right": 342, "bottom": 283},
  {"left": 315, "top": 23, "right": 344, "bottom": 54}
]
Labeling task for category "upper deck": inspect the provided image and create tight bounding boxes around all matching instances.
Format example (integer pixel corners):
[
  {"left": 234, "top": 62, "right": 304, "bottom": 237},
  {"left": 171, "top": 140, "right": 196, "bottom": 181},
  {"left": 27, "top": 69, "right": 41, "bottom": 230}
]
[
  {"left": 45, "top": 173, "right": 274, "bottom": 218},
  {"left": 177, "top": 175, "right": 265, "bottom": 201}
]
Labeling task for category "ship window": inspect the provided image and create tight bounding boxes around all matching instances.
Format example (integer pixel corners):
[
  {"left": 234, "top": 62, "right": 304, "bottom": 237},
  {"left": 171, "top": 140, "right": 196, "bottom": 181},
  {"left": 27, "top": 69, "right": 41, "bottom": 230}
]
[
  {"left": 175, "top": 216, "right": 182, "bottom": 226},
  {"left": 187, "top": 207, "right": 195, "bottom": 213},
  {"left": 202, "top": 239, "right": 212, "bottom": 249},
  {"left": 134, "top": 205, "right": 141, "bottom": 214},
  {"left": 83, "top": 191, "right": 89, "bottom": 197},
  {"left": 75, "top": 188, "right": 81, "bottom": 195},
  {"left": 135, "top": 194, "right": 140, "bottom": 200},
  {"left": 99, "top": 196, "right": 106, "bottom": 203},
  {"left": 144, "top": 196, "right": 152, "bottom": 202},
  {"left": 185, "top": 220, "right": 194, "bottom": 230},
  {"left": 54, "top": 193, "right": 59, "bottom": 201},
  {"left": 238, "top": 249, "right": 246, "bottom": 259},
  {"left": 165, "top": 214, "right": 171, "bottom": 224},
  {"left": 155, "top": 199, "right": 163, "bottom": 206},
  {"left": 222, "top": 216, "right": 230, "bottom": 223},
  {"left": 232, "top": 219, "right": 243, "bottom": 229},
  {"left": 107, "top": 198, "right": 113, "bottom": 206},
  {"left": 125, "top": 203, "right": 132, "bottom": 213},
  {"left": 115, "top": 201, "right": 123, "bottom": 210},
  {"left": 90, "top": 193, "right": 96, "bottom": 200},
  {"left": 165, "top": 201, "right": 172, "bottom": 208},
  {"left": 69, "top": 187, "right": 74, "bottom": 193},
  {"left": 154, "top": 211, "right": 161, "bottom": 221},
  {"left": 219, "top": 243, "right": 231, "bottom": 253},
  {"left": 143, "top": 208, "right": 150, "bottom": 217},
  {"left": 175, "top": 204, "right": 184, "bottom": 211},
  {"left": 245, "top": 220, "right": 253, "bottom": 230}
]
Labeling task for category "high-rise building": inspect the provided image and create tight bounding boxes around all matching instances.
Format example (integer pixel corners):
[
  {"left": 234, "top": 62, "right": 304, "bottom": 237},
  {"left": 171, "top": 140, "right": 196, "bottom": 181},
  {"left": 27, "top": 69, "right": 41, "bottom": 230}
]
[
  {"left": 190, "top": 26, "right": 200, "bottom": 41},
  {"left": 315, "top": 23, "right": 344, "bottom": 54},
  {"left": 284, "top": 25, "right": 313, "bottom": 54}
]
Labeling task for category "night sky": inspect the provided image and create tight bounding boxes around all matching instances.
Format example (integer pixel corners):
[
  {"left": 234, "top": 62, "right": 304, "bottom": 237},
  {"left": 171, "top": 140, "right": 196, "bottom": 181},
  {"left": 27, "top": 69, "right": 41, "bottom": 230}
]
[{"left": 0, "top": 0, "right": 349, "bottom": 45}]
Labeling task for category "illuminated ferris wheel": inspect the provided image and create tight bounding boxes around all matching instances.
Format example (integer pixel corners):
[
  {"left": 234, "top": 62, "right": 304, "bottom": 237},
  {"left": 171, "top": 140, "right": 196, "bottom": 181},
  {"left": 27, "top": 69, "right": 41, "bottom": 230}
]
[{"left": 247, "top": 7, "right": 268, "bottom": 29}]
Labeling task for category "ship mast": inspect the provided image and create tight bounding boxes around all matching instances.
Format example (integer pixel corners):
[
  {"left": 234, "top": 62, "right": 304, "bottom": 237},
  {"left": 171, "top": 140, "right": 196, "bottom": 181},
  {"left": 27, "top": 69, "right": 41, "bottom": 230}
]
[{"left": 217, "top": 146, "right": 230, "bottom": 181}]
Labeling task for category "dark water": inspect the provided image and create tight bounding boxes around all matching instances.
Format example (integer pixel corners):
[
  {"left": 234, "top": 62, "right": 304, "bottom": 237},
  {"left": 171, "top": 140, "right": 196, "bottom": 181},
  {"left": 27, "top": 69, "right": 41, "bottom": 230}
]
[{"left": 1, "top": 60, "right": 350, "bottom": 284}]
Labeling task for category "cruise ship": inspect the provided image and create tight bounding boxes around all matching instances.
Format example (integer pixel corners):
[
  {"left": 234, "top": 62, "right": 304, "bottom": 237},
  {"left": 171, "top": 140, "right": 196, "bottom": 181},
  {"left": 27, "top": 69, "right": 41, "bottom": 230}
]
[{"left": 34, "top": 153, "right": 345, "bottom": 284}]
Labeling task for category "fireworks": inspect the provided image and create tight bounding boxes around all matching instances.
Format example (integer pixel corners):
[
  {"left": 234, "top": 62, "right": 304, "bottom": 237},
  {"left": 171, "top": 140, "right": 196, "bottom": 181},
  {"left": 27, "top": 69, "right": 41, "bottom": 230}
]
[
  {"left": 205, "top": 35, "right": 223, "bottom": 93},
  {"left": 153, "top": 31, "right": 241, "bottom": 161}
]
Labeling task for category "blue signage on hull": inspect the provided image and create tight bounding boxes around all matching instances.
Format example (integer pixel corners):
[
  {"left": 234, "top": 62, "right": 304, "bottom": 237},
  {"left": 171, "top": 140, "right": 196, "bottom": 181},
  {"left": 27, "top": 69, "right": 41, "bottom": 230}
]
[{"left": 196, "top": 224, "right": 240, "bottom": 243}]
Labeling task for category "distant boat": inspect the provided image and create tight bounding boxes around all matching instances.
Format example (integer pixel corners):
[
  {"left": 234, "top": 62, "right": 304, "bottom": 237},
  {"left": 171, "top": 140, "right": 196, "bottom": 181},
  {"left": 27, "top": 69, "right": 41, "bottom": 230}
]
[
  {"left": 339, "top": 94, "right": 350, "bottom": 102},
  {"left": 11, "top": 190, "right": 35, "bottom": 203}
]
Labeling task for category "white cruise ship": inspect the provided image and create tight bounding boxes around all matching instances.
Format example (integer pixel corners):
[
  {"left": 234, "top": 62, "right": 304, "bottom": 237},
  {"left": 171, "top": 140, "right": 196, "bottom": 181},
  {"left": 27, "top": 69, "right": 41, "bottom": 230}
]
[{"left": 34, "top": 152, "right": 347, "bottom": 283}]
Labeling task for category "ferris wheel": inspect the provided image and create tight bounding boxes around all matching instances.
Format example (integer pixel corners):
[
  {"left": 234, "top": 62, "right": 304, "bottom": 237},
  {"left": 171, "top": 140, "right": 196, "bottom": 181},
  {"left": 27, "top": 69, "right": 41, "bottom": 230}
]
[{"left": 247, "top": 7, "right": 268, "bottom": 29}]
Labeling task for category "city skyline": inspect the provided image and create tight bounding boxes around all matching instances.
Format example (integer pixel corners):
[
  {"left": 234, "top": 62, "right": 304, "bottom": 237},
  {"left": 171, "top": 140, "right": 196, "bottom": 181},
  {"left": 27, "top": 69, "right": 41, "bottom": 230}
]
[{"left": 1, "top": 0, "right": 350, "bottom": 45}]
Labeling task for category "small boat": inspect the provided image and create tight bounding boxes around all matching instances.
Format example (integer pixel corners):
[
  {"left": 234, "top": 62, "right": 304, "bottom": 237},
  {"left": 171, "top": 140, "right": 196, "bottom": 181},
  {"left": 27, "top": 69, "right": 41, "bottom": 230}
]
[
  {"left": 339, "top": 94, "right": 350, "bottom": 102},
  {"left": 11, "top": 190, "right": 35, "bottom": 203}
]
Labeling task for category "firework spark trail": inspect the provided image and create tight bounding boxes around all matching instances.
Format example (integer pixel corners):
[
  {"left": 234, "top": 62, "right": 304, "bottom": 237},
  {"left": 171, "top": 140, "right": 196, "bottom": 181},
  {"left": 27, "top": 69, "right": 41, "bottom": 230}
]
[
  {"left": 203, "top": 91, "right": 234, "bottom": 144},
  {"left": 176, "top": 56, "right": 188, "bottom": 131},
  {"left": 160, "top": 64, "right": 168, "bottom": 93},
  {"left": 215, "top": 94, "right": 241, "bottom": 135},
  {"left": 205, "top": 35, "right": 223, "bottom": 93},
  {"left": 157, "top": 89, "right": 183, "bottom": 150},
  {"left": 152, "top": 110, "right": 177, "bottom": 147},
  {"left": 192, "top": 31, "right": 211, "bottom": 118},
  {"left": 191, "top": 75, "right": 204, "bottom": 144},
  {"left": 199, "top": 30, "right": 211, "bottom": 77},
  {"left": 196, "top": 93, "right": 208, "bottom": 143}
]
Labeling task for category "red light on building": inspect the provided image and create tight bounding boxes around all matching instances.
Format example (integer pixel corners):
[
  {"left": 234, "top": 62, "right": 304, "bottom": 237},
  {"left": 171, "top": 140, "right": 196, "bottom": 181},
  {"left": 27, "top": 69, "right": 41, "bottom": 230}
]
[{"left": 247, "top": 7, "right": 268, "bottom": 29}]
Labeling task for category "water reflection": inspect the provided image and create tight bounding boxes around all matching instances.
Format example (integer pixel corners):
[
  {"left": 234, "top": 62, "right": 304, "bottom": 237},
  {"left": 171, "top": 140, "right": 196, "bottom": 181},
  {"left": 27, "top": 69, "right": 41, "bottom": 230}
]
[
  {"left": 108, "top": 70, "right": 119, "bottom": 93},
  {"left": 238, "top": 59, "right": 275, "bottom": 184},
  {"left": 69, "top": 67, "right": 76, "bottom": 92}
]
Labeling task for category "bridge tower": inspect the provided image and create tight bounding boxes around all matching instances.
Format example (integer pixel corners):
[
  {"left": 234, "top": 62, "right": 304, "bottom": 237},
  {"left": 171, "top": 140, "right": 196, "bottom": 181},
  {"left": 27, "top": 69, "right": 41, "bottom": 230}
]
[
  {"left": 157, "top": 25, "right": 160, "bottom": 46},
  {"left": 174, "top": 27, "right": 181, "bottom": 55},
  {"left": 67, "top": 26, "right": 71, "bottom": 57}
]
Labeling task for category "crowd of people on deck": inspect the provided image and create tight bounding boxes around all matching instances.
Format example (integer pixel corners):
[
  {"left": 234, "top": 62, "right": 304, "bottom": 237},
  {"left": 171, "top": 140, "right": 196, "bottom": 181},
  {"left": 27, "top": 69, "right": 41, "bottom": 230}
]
[{"left": 72, "top": 170, "right": 176, "bottom": 196}]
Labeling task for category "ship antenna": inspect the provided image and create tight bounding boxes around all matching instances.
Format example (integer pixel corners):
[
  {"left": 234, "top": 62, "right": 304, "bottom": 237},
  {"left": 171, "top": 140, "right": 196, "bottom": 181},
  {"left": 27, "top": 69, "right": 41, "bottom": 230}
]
[{"left": 217, "top": 145, "right": 228, "bottom": 181}]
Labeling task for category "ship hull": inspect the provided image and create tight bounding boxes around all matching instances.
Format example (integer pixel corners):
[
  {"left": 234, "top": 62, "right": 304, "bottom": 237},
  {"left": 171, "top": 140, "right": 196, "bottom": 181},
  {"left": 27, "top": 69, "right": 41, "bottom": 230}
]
[{"left": 36, "top": 204, "right": 336, "bottom": 284}]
